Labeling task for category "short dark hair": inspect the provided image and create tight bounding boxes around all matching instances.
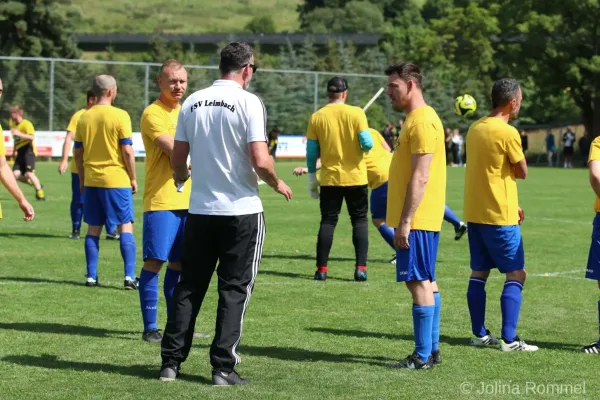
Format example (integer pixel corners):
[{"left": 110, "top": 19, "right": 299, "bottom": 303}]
[
  {"left": 384, "top": 63, "right": 423, "bottom": 89},
  {"left": 86, "top": 90, "right": 95, "bottom": 102},
  {"left": 219, "top": 42, "right": 254, "bottom": 74},
  {"left": 491, "top": 78, "right": 520, "bottom": 109}
]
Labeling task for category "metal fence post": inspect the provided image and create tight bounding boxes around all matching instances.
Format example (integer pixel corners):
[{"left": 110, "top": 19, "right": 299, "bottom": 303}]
[
  {"left": 144, "top": 64, "right": 150, "bottom": 107},
  {"left": 313, "top": 72, "right": 319, "bottom": 112},
  {"left": 49, "top": 60, "right": 55, "bottom": 131}
]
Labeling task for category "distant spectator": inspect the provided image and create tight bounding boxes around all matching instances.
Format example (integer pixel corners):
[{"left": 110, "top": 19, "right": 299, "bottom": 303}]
[
  {"left": 451, "top": 128, "right": 463, "bottom": 166},
  {"left": 520, "top": 130, "right": 528, "bottom": 152},
  {"left": 579, "top": 134, "right": 590, "bottom": 167},
  {"left": 268, "top": 128, "right": 280, "bottom": 160},
  {"left": 546, "top": 130, "right": 556, "bottom": 167},
  {"left": 562, "top": 126, "right": 576, "bottom": 168},
  {"left": 382, "top": 122, "right": 395, "bottom": 149}
]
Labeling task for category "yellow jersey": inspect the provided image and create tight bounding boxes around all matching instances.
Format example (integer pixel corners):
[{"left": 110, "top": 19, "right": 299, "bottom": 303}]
[
  {"left": 463, "top": 117, "right": 524, "bottom": 225},
  {"left": 365, "top": 128, "right": 392, "bottom": 189},
  {"left": 306, "top": 103, "right": 369, "bottom": 186},
  {"left": 141, "top": 100, "right": 190, "bottom": 212},
  {"left": 9, "top": 119, "right": 36, "bottom": 155},
  {"left": 67, "top": 109, "right": 87, "bottom": 172},
  {"left": 75, "top": 105, "right": 133, "bottom": 188},
  {"left": 386, "top": 106, "right": 446, "bottom": 231},
  {"left": 589, "top": 137, "right": 600, "bottom": 212},
  {"left": 0, "top": 124, "right": 4, "bottom": 218}
]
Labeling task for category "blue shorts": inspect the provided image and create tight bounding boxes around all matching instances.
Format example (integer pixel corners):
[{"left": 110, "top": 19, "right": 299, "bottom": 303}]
[
  {"left": 468, "top": 223, "right": 525, "bottom": 273},
  {"left": 71, "top": 173, "right": 83, "bottom": 204},
  {"left": 83, "top": 187, "right": 134, "bottom": 227},
  {"left": 396, "top": 230, "right": 440, "bottom": 282},
  {"left": 143, "top": 210, "right": 187, "bottom": 262},
  {"left": 370, "top": 181, "right": 388, "bottom": 220},
  {"left": 586, "top": 213, "right": 600, "bottom": 280}
]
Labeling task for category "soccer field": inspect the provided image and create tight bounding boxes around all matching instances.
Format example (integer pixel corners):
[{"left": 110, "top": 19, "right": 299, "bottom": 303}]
[{"left": 0, "top": 162, "right": 597, "bottom": 399}]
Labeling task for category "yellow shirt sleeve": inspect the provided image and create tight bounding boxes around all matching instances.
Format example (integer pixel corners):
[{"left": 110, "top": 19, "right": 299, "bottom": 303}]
[
  {"left": 506, "top": 130, "right": 524, "bottom": 164},
  {"left": 589, "top": 138, "right": 600, "bottom": 163},
  {"left": 22, "top": 120, "right": 35, "bottom": 134},
  {"left": 356, "top": 108, "right": 368, "bottom": 132},
  {"left": 75, "top": 119, "right": 83, "bottom": 143},
  {"left": 306, "top": 115, "right": 317, "bottom": 141},
  {"left": 409, "top": 123, "right": 438, "bottom": 154},
  {"left": 67, "top": 112, "right": 80, "bottom": 133},
  {"left": 0, "top": 124, "right": 5, "bottom": 157},
  {"left": 141, "top": 111, "right": 168, "bottom": 142},
  {"left": 118, "top": 111, "right": 133, "bottom": 140}
]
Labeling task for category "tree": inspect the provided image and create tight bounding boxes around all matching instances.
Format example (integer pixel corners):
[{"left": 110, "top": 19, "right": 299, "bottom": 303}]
[
  {"left": 300, "top": 1, "right": 384, "bottom": 33},
  {"left": 245, "top": 16, "right": 276, "bottom": 34}
]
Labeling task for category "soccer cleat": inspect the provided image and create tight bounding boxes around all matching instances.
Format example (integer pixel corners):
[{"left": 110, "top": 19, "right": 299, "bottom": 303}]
[
  {"left": 106, "top": 231, "right": 120, "bottom": 240},
  {"left": 386, "top": 352, "right": 434, "bottom": 370},
  {"left": 142, "top": 329, "right": 163, "bottom": 343},
  {"left": 431, "top": 349, "right": 442, "bottom": 365},
  {"left": 470, "top": 329, "right": 500, "bottom": 347},
  {"left": 212, "top": 370, "right": 249, "bottom": 386},
  {"left": 499, "top": 336, "right": 539, "bottom": 352},
  {"left": 389, "top": 255, "right": 397, "bottom": 265},
  {"left": 85, "top": 278, "right": 100, "bottom": 287},
  {"left": 159, "top": 363, "right": 179, "bottom": 382},
  {"left": 354, "top": 268, "right": 367, "bottom": 282},
  {"left": 454, "top": 223, "right": 467, "bottom": 240},
  {"left": 124, "top": 278, "right": 138, "bottom": 290},
  {"left": 314, "top": 271, "right": 327, "bottom": 281},
  {"left": 69, "top": 230, "right": 81, "bottom": 240},
  {"left": 581, "top": 341, "right": 600, "bottom": 354}
]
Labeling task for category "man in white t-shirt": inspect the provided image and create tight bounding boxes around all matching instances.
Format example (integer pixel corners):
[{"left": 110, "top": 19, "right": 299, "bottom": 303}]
[
  {"left": 159, "top": 42, "right": 292, "bottom": 386},
  {"left": 562, "top": 126, "right": 576, "bottom": 168}
]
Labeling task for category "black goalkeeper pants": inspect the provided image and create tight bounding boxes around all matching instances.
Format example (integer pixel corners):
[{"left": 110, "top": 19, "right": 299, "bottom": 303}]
[
  {"left": 161, "top": 213, "right": 265, "bottom": 373},
  {"left": 316, "top": 185, "right": 369, "bottom": 267}
]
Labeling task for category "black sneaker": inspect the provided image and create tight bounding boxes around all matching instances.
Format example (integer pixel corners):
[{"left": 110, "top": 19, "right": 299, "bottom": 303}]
[
  {"left": 314, "top": 271, "right": 327, "bottom": 281},
  {"left": 106, "top": 231, "right": 120, "bottom": 240},
  {"left": 159, "top": 363, "right": 179, "bottom": 382},
  {"left": 85, "top": 278, "right": 100, "bottom": 287},
  {"left": 389, "top": 255, "right": 397, "bottom": 265},
  {"left": 431, "top": 349, "right": 442, "bottom": 365},
  {"left": 142, "top": 329, "right": 163, "bottom": 343},
  {"left": 69, "top": 230, "right": 80, "bottom": 240},
  {"left": 454, "top": 223, "right": 467, "bottom": 240},
  {"left": 582, "top": 341, "right": 600, "bottom": 354},
  {"left": 386, "top": 352, "right": 434, "bottom": 370},
  {"left": 354, "top": 268, "right": 367, "bottom": 282},
  {"left": 212, "top": 370, "right": 249, "bottom": 386},
  {"left": 124, "top": 278, "right": 138, "bottom": 290}
]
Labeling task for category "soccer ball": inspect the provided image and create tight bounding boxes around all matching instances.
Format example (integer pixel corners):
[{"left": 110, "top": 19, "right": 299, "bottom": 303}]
[{"left": 455, "top": 94, "right": 477, "bottom": 118}]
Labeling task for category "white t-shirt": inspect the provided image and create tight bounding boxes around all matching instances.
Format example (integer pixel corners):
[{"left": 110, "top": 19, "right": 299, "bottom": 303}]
[{"left": 175, "top": 80, "right": 267, "bottom": 216}]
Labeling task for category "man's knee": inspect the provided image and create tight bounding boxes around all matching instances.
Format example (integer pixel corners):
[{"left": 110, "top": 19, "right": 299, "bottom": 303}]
[
  {"left": 372, "top": 218, "right": 385, "bottom": 228},
  {"left": 144, "top": 258, "right": 163, "bottom": 273},
  {"left": 87, "top": 225, "right": 103, "bottom": 236},
  {"left": 506, "top": 269, "right": 526, "bottom": 284}
]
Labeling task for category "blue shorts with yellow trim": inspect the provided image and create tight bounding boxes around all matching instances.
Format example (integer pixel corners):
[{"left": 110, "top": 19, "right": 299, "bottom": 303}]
[
  {"left": 468, "top": 223, "right": 525, "bottom": 274},
  {"left": 396, "top": 230, "right": 440, "bottom": 282},
  {"left": 83, "top": 187, "right": 134, "bottom": 227},
  {"left": 143, "top": 210, "right": 187, "bottom": 262}
]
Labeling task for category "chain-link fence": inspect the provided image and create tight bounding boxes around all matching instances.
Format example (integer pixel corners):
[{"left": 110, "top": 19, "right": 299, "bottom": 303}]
[{"left": 0, "top": 56, "right": 398, "bottom": 134}]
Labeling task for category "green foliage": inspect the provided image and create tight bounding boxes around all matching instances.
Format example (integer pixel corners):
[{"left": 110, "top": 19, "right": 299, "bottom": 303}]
[
  {"left": 301, "top": 1, "right": 384, "bottom": 33},
  {"left": 245, "top": 16, "right": 277, "bottom": 34}
]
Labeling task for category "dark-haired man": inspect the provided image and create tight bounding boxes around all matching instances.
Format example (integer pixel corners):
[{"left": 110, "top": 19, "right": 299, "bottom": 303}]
[
  {"left": 464, "top": 78, "right": 537, "bottom": 352},
  {"left": 384, "top": 63, "right": 446, "bottom": 370},
  {"left": 306, "top": 76, "right": 373, "bottom": 282},
  {"left": 160, "top": 42, "right": 292, "bottom": 386}
]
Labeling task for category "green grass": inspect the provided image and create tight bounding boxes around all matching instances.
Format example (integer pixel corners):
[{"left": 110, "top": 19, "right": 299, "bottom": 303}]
[
  {"left": 70, "top": 0, "right": 302, "bottom": 34},
  {"left": 0, "top": 162, "right": 598, "bottom": 399}
]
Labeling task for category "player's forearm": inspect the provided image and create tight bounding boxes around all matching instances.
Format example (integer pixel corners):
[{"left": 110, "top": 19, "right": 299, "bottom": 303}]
[
  {"left": 61, "top": 133, "right": 74, "bottom": 162},
  {"left": 14, "top": 132, "right": 34, "bottom": 141},
  {"left": 399, "top": 176, "right": 428, "bottom": 225},
  {"left": 121, "top": 146, "right": 137, "bottom": 181},
  {"left": 0, "top": 160, "right": 26, "bottom": 203},
  {"left": 254, "top": 158, "right": 280, "bottom": 188}
]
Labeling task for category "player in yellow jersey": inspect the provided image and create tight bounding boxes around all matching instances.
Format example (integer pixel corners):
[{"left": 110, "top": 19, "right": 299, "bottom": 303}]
[
  {"left": 584, "top": 137, "right": 600, "bottom": 354},
  {"left": 9, "top": 106, "right": 45, "bottom": 200},
  {"left": 463, "top": 79, "right": 537, "bottom": 352},
  {"left": 0, "top": 79, "right": 34, "bottom": 222},
  {"left": 59, "top": 90, "right": 119, "bottom": 240},
  {"left": 138, "top": 60, "right": 199, "bottom": 343},
  {"left": 74, "top": 75, "right": 138, "bottom": 289},
  {"left": 384, "top": 63, "right": 446, "bottom": 370},
  {"left": 306, "top": 77, "right": 373, "bottom": 282}
]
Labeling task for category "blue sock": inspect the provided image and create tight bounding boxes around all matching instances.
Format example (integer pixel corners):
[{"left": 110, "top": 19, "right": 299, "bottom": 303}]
[
  {"left": 467, "top": 278, "right": 488, "bottom": 337},
  {"left": 412, "top": 305, "right": 435, "bottom": 362},
  {"left": 377, "top": 223, "right": 395, "bottom": 249},
  {"left": 501, "top": 280, "right": 523, "bottom": 342},
  {"left": 164, "top": 268, "right": 181, "bottom": 314},
  {"left": 139, "top": 269, "right": 159, "bottom": 332},
  {"left": 432, "top": 292, "right": 441, "bottom": 351},
  {"left": 105, "top": 222, "right": 117, "bottom": 234},
  {"left": 120, "top": 232, "right": 137, "bottom": 279},
  {"left": 444, "top": 205, "right": 462, "bottom": 230},
  {"left": 84, "top": 235, "right": 100, "bottom": 280},
  {"left": 71, "top": 202, "right": 83, "bottom": 231}
]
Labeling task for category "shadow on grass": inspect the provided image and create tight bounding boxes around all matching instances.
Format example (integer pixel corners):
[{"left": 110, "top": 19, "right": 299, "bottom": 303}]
[
  {"left": 1, "top": 354, "right": 212, "bottom": 384},
  {"left": 0, "top": 276, "right": 122, "bottom": 290},
  {"left": 194, "top": 343, "right": 391, "bottom": 366},
  {"left": 0, "top": 322, "right": 136, "bottom": 340},
  {"left": 308, "top": 327, "right": 583, "bottom": 352},
  {"left": 0, "top": 232, "right": 66, "bottom": 239},
  {"left": 259, "top": 270, "right": 355, "bottom": 282}
]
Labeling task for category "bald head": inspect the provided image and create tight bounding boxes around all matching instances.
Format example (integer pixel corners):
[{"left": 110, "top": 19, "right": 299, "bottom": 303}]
[{"left": 92, "top": 75, "right": 117, "bottom": 99}]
